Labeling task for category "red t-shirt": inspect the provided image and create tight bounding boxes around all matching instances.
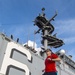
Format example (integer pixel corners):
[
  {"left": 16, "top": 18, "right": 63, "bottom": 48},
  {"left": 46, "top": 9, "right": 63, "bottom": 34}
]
[{"left": 45, "top": 53, "right": 58, "bottom": 72}]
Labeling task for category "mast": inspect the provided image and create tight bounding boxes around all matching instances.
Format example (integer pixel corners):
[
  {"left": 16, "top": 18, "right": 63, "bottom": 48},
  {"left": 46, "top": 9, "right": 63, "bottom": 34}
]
[
  {"left": 41, "top": 8, "right": 48, "bottom": 50},
  {"left": 34, "top": 8, "right": 64, "bottom": 58}
]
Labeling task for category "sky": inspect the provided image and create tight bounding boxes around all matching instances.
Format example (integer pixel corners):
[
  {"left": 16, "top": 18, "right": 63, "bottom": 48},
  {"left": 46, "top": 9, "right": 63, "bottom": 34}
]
[{"left": 0, "top": 0, "right": 75, "bottom": 61}]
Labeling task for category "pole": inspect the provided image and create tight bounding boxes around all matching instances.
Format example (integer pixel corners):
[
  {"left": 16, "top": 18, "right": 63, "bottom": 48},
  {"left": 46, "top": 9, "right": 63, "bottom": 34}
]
[
  {"left": 44, "top": 29, "right": 48, "bottom": 50},
  {"left": 33, "top": 31, "right": 36, "bottom": 50},
  {"left": 43, "top": 29, "right": 48, "bottom": 58}
]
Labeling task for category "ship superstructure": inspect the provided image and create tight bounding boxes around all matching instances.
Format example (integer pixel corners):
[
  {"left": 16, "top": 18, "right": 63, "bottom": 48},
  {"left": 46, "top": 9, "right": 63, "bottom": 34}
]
[{"left": 0, "top": 8, "right": 75, "bottom": 75}]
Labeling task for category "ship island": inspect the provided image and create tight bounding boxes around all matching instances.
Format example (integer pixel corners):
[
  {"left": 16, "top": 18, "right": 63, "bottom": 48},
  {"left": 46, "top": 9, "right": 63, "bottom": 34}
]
[{"left": 0, "top": 8, "right": 75, "bottom": 75}]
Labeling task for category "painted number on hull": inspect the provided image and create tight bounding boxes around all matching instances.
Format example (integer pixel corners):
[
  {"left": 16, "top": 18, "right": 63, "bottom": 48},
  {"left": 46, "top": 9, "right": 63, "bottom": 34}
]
[{"left": 0, "top": 42, "right": 32, "bottom": 75}]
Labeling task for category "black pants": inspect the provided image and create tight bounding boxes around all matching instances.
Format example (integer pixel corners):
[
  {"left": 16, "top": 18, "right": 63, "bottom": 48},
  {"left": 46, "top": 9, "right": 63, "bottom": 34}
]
[{"left": 43, "top": 72, "right": 57, "bottom": 75}]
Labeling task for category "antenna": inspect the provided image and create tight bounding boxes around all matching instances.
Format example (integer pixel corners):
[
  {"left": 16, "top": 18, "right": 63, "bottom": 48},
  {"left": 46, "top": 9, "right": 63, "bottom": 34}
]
[
  {"left": 10, "top": 35, "right": 13, "bottom": 39},
  {"left": 41, "top": 7, "right": 45, "bottom": 17},
  {"left": 33, "top": 30, "right": 36, "bottom": 50},
  {"left": 17, "top": 38, "right": 19, "bottom": 42},
  {"left": 27, "top": 28, "right": 30, "bottom": 46},
  {"left": 34, "top": 8, "right": 64, "bottom": 57}
]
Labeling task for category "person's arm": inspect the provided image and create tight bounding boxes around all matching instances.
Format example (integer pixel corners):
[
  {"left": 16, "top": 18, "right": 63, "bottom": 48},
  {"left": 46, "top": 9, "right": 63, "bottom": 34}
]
[
  {"left": 47, "top": 57, "right": 61, "bottom": 61},
  {"left": 52, "top": 57, "right": 61, "bottom": 62},
  {"left": 47, "top": 53, "right": 61, "bottom": 62}
]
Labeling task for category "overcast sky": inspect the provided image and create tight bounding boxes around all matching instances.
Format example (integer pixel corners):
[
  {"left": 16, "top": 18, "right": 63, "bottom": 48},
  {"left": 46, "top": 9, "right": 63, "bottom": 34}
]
[{"left": 0, "top": 0, "right": 75, "bottom": 61}]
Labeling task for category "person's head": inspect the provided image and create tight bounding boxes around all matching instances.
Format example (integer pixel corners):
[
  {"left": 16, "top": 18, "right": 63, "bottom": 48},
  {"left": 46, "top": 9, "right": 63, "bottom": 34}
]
[{"left": 45, "top": 49, "right": 52, "bottom": 56}]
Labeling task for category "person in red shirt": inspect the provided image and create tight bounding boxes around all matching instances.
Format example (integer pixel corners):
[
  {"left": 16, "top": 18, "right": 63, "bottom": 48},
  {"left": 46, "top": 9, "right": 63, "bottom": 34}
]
[{"left": 43, "top": 49, "right": 61, "bottom": 75}]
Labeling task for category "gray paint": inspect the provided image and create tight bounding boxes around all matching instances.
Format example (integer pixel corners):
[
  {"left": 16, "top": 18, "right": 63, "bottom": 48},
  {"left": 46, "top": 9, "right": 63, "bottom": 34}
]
[
  {"left": 0, "top": 33, "right": 75, "bottom": 75},
  {"left": 0, "top": 33, "right": 8, "bottom": 69}
]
